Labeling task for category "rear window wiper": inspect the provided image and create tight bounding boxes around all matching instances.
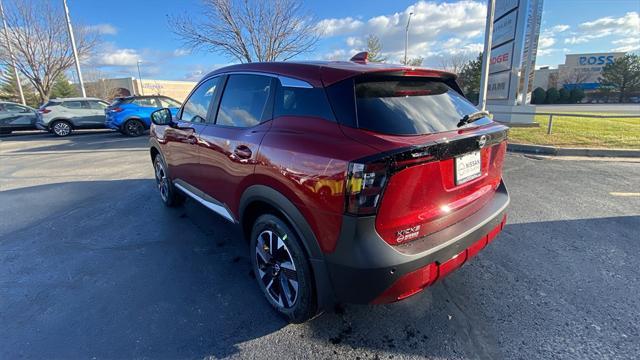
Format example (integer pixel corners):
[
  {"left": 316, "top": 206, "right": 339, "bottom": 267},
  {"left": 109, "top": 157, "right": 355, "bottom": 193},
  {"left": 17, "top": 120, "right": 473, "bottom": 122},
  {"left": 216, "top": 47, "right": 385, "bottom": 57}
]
[{"left": 457, "top": 111, "right": 490, "bottom": 127}]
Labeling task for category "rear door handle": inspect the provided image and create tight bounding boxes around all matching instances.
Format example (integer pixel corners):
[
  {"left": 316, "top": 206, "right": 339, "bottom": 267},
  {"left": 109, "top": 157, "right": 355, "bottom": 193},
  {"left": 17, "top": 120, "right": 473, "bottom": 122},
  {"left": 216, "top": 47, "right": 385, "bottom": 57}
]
[{"left": 233, "top": 145, "right": 252, "bottom": 159}]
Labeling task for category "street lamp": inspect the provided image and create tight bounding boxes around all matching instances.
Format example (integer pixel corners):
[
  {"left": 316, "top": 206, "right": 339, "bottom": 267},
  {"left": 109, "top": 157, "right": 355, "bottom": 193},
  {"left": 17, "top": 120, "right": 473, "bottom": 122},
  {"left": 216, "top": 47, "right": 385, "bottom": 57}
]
[
  {"left": 137, "top": 60, "right": 144, "bottom": 95},
  {"left": 62, "top": 0, "right": 86, "bottom": 97},
  {"left": 404, "top": 12, "right": 414, "bottom": 65}
]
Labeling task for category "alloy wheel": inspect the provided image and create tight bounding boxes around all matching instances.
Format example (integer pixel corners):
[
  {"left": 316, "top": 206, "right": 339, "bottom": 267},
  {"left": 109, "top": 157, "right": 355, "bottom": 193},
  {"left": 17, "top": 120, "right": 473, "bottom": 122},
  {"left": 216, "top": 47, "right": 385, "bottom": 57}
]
[
  {"left": 126, "top": 120, "right": 143, "bottom": 136},
  {"left": 255, "top": 230, "right": 299, "bottom": 308},
  {"left": 53, "top": 122, "right": 71, "bottom": 136},
  {"left": 154, "top": 160, "right": 169, "bottom": 202}
]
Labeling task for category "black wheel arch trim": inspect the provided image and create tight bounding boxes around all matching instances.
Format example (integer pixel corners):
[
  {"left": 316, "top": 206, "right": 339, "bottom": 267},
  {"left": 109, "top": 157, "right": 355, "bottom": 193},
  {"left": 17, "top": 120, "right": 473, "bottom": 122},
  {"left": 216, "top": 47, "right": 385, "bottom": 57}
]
[{"left": 239, "top": 184, "right": 335, "bottom": 310}]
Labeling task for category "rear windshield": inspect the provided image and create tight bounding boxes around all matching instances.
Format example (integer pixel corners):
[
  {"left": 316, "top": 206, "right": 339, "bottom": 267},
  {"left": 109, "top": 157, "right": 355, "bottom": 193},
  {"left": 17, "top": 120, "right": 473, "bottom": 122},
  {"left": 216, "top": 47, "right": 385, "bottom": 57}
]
[{"left": 353, "top": 77, "right": 491, "bottom": 135}]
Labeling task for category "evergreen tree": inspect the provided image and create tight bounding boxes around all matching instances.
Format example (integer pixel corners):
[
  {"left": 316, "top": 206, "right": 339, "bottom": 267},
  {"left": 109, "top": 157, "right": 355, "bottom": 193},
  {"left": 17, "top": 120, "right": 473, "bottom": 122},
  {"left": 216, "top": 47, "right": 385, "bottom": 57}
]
[
  {"left": 0, "top": 69, "right": 39, "bottom": 107},
  {"left": 545, "top": 87, "right": 559, "bottom": 104},
  {"left": 365, "top": 35, "right": 387, "bottom": 63},
  {"left": 558, "top": 88, "right": 570, "bottom": 104},
  {"left": 458, "top": 53, "right": 482, "bottom": 104},
  {"left": 50, "top": 74, "right": 79, "bottom": 99},
  {"left": 599, "top": 54, "right": 640, "bottom": 103},
  {"left": 569, "top": 88, "right": 585, "bottom": 104},
  {"left": 531, "top": 87, "right": 546, "bottom": 104}
]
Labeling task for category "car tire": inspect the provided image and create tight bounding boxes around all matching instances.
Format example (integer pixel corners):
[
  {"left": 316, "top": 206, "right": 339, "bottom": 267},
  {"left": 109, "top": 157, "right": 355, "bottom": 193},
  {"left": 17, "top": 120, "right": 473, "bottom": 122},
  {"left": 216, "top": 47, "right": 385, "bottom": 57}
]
[
  {"left": 51, "top": 120, "right": 72, "bottom": 137},
  {"left": 250, "top": 214, "right": 317, "bottom": 323},
  {"left": 153, "top": 154, "right": 184, "bottom": 207},
  {"left": 123, "top": 119, "right": 145, "bottom": 137}
]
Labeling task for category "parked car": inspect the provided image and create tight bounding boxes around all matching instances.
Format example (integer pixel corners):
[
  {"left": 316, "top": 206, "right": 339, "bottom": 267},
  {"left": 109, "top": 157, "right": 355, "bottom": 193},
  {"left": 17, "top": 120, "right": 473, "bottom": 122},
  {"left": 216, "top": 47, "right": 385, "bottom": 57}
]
[
  {"left": 148, "top": 55, "right": 510, "bottom": 323},
  {"left": 36, "top": 97, "right": 110, "bottom": 137},
  {"left": 0, "top": 101, "right": 38, "bottom": 134},
  {"left": 105, "top": 95, "right": 181, "bottom": 136}
]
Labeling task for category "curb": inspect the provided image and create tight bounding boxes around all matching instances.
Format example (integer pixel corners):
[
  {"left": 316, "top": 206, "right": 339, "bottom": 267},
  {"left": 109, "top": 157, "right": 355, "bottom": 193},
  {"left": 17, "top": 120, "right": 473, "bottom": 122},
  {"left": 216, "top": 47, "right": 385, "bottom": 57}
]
[{"left": 507, "top": 143, "right": 640, "bottom": 158}]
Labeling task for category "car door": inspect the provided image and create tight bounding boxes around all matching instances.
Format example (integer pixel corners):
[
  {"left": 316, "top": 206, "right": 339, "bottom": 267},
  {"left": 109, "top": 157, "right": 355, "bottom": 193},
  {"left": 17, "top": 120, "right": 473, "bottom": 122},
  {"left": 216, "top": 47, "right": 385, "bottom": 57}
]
[
  {"left": 133, "top": 97, "right": 161, "bottom": 125},
  {"left": 196, "top": 74, "right": 275, "bottom": 213},
  {"left": 4, "top": 104, "right": 37, "bottom": 130},
  {"left": 87, "top": 100, "right": 109, "bottom": 126},
  {"left": 163, "top": 76, "right": 222, "bottom": 187},
  {"left": 60, "top": 100, "right": 90, "bottom": 127}
]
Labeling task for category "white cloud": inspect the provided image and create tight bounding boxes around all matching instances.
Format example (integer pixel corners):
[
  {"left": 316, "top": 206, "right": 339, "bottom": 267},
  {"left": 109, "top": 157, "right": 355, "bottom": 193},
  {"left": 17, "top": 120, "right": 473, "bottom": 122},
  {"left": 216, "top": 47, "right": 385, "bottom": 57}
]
[
  {"left": 86, "top": 23, "right": 117, "bottom": 35},
  {"left": 563, "top": 12, "right": 639, "bottom": 46},
  {"left": 316, "top": 17, "right": 364, "bottom": 37},
  {"left": 612, "top": 37, "right": 640, "bottom": 52},
  {"left": 173, "top": 48, "right": 190, "bottom": 57},
  {"left": 550, "top": 24, "right": 570, "bottom": 33},
  {"left": 317, "top": 1, "right": 487, "bottom": 64},
  {"left": 94, "top": 49, "right": 140, "bottom": 66}
]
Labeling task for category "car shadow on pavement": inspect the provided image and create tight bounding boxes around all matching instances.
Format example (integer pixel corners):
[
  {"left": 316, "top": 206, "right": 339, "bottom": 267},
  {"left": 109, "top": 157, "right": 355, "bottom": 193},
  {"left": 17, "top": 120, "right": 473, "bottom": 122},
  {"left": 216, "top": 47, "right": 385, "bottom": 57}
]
[
  {"left": 0, "top": 179, "right": 284, "bottom": 359},
  {"left": 1, "top": 179, "right": 638, "bottom": 359}
]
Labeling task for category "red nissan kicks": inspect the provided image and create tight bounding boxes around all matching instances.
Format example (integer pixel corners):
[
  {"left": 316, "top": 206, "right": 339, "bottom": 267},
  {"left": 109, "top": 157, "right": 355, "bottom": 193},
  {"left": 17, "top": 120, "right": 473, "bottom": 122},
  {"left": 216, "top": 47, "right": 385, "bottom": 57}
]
[{"left": 149, "top": 54, "right": 509, "bottom": 323}]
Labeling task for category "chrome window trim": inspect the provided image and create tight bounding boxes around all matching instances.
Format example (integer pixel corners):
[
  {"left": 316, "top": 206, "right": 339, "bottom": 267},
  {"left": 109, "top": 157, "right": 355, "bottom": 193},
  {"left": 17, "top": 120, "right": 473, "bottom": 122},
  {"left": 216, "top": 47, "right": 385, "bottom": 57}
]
[{"left": 214, "top": 71, "right": 314, "bottom": 89}]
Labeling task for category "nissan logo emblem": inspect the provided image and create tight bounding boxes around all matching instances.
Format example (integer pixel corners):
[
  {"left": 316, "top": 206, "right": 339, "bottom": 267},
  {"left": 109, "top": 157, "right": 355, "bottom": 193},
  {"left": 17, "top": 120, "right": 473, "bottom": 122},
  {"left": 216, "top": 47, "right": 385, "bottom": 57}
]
[{"left": 478, "top": 135, "right": 487, "bottom": 148}]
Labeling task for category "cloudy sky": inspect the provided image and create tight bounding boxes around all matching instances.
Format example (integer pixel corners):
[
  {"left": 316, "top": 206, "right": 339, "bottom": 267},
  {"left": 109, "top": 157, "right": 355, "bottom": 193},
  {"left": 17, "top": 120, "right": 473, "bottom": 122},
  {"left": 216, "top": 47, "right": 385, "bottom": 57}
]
[{"left": 53, "top": 0, "right": 640, "bottom": 81}]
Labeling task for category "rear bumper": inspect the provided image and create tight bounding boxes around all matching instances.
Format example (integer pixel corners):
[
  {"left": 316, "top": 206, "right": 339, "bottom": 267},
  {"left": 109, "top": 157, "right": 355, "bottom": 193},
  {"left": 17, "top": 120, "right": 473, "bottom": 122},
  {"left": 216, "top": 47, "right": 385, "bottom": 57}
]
[{"left": 324, "top": 180, "right": 510, "bottom": 304}]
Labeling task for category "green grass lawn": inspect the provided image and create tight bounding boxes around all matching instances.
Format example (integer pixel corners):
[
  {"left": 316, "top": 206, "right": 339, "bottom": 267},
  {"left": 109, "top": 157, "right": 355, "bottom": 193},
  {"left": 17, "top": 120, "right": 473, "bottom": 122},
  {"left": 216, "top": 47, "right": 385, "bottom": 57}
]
[{"left": 508, "top": 114, "right": 640, "bottom": 149}]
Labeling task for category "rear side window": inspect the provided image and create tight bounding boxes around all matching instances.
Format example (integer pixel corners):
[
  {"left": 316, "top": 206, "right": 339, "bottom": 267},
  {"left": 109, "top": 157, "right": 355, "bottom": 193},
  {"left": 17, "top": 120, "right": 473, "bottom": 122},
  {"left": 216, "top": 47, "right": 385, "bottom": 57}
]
[
  {"left": 62, "top": 101, "right": 83, "bottom": 109},
  {"left": 274, "top": 85, "right": 335, "bottom": 121},
  {"left": 159, "top": 97, "right": 180, "bottom": 108},
  {"left": 216, "top": 74, "right": 272, "bottom": 128},
  {"left": 88, "top": 101, "right": 108, "bottom": 110},
  {"left": 133, "top": 98, "right": 160, "bottom": 108},
  {"left": 354, "top": 77, "right": 490, "bottom": 135}
]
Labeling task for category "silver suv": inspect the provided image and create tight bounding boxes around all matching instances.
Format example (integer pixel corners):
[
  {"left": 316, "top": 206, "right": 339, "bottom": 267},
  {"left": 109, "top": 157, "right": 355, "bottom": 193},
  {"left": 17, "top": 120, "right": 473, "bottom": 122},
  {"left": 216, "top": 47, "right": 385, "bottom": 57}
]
[{"left": 36, "top": 97, "right": 110, "bottom": 136}]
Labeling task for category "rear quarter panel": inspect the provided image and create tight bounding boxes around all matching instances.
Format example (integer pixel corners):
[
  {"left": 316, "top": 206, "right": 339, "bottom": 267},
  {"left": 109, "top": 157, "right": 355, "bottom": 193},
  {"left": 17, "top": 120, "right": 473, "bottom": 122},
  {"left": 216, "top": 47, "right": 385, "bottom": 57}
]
[{"left": 251, "top": 116, "right": 377, "bottom": 253}]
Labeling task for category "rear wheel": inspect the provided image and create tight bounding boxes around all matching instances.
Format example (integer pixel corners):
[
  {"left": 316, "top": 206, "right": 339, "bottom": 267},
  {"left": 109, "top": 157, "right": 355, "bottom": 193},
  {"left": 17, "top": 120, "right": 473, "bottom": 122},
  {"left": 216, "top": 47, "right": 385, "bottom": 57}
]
[
  {"left": 51, "top": 120, "right": 72, "bottom": 137},
  {"left": 153, "top": 155, "right": 184, "bottom": 207},
  {"left": 123, "top": 119, "right": 145, "bottom": 137},
  {"left": 250, "top": 214, "right": 317, "bottom": 323}
]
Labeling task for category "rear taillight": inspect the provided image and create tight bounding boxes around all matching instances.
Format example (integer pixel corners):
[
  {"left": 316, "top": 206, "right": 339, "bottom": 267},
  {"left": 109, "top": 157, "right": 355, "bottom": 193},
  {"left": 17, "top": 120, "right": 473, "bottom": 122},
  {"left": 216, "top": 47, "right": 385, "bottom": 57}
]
[
  {"left": 345, "top": 161, "right": 388, "bottom": 215},
  {"left": 110, "top": 107, "right": 124, "bottom": 112},
  {"left": 345, "top": 146, "right": 436, "bottom": 216},
  {"left": 38, "top": 108, "right": 51, "bottom": 114}
]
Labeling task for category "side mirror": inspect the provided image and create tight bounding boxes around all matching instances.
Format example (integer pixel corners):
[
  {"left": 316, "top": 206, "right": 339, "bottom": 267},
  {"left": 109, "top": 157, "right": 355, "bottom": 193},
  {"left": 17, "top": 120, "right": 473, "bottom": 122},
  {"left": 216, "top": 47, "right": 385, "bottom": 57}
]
[{"left": 151, "top": 108, "right": 173, "bottom": 126}]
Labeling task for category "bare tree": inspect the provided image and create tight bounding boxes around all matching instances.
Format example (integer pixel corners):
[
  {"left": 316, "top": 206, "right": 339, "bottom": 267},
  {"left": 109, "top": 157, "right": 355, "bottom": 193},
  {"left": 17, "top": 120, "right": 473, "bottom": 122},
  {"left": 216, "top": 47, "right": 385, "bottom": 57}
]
[
  {"left": 439, "top": 53, "right": 472, "bottom": 74},
  {"left": 561, "top": 68, "right": 591, "bottom": 86},
  {"left": 403, "top": 57, "right": 423, "bottom": 66},
  {"left": 0, "top": 0, "right": 98, "bottom": 103},
  {"left": 170, "top": 0, "right": 318, "bottom": 63}
]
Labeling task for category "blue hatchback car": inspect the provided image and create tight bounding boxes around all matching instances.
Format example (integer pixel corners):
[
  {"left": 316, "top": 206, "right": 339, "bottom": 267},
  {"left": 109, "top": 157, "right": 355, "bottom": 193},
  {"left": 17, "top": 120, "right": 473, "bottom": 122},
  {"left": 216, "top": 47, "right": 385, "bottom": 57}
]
[{"left": 105, "top": 95, "right": 181, "bottom": 136}]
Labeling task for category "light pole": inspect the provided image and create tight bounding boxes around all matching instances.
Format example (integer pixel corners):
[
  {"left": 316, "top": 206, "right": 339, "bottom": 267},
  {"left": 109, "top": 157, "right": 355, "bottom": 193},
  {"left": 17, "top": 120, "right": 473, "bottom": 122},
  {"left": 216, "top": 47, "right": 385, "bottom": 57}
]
[
  {"left": 62, "top": 0, "right": 86, "bottom": 97},
  {"left": 478, "top": 0, "right": 496, "bottom": 111},
  {"left": 404, "top": 12, "right": 413, "bottom": 65},
  {"left": 0, "top": 0, "right": 25, "bottom": 105},
  {"left": 137, "top": 60, "right": 144, "bottom": 95}
]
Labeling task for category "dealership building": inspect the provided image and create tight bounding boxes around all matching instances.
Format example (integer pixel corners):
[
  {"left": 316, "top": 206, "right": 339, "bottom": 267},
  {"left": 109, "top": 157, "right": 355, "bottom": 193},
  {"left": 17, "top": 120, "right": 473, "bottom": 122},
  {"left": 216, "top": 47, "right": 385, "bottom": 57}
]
[
  {"left": 533, "top": 52, "right": 626, "bottom": 91},
  {"left": 82, "top": 77, "right": 197, "bottom": 102}
]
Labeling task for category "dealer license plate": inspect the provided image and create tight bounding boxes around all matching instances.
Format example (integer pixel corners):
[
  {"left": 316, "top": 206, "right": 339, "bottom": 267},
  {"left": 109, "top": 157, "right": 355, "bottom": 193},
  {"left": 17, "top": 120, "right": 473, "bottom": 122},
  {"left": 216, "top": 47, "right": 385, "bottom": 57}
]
[{"left": 455, "top": 151, "right": 482, "bottom": 185}]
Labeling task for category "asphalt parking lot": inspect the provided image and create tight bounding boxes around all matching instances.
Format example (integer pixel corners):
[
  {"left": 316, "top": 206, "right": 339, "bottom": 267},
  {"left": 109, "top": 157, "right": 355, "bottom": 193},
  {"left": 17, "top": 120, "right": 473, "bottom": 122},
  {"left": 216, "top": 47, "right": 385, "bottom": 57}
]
[{"left": 1, "top": 131, "right": 639, "bottom": 360}]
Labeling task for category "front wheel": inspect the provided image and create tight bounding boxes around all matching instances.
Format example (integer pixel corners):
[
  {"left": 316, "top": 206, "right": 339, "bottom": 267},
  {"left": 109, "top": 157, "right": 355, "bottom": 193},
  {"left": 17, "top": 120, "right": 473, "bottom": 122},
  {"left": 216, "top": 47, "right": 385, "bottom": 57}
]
[
  {"left": 250, "top": 214, "right": 317, "bottom": 323},
  {"left": 123, "top": 119, "right": 145, "bottom": 137}
]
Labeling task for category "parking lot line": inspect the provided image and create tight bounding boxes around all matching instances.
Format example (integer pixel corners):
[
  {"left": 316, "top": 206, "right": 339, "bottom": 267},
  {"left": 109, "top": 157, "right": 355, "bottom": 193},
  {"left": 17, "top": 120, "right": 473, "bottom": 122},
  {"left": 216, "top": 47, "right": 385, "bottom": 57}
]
[{"left": 609, "top": 192, "right": 640, "bottom": 197}]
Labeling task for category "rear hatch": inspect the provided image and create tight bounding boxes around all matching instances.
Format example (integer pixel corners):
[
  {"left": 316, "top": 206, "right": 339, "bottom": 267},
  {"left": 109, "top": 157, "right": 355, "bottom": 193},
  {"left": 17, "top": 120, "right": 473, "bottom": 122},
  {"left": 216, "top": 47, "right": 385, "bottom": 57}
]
[{"left": 326, "top": 74, "right": 508, "bottom": 245}]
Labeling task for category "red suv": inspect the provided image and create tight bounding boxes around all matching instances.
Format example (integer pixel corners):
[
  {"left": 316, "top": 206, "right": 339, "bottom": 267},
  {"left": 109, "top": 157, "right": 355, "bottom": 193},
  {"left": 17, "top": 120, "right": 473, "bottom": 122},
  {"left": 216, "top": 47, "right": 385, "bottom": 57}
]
[{"left": 149, "top": 55, "right": 509, "bottom": 323}]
